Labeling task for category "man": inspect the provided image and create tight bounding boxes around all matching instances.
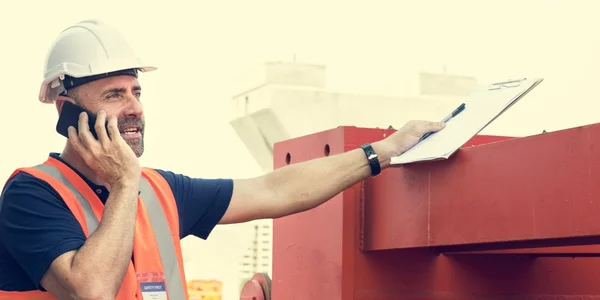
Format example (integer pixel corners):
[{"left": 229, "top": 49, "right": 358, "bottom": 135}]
[{"left": 0, "top": 20, "right": 444, "bottom": 299}]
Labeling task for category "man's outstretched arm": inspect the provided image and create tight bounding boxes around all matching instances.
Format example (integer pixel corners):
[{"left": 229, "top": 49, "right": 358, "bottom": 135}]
[{"left": 220, "top": 120, "right": 445, "bottom": 224}]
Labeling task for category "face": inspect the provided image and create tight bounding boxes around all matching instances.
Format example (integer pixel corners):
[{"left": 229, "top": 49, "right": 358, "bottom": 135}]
[{"left": 60, "top": 75, "right": 146, "bottom": 157}]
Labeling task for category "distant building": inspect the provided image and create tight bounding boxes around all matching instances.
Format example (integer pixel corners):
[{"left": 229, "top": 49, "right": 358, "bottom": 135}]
[
  {"left": 229, "top": 61, "right": 477, "bottom": 173},
  {"left": 239, "top": 220, "right": 272, "bottom": 281}
]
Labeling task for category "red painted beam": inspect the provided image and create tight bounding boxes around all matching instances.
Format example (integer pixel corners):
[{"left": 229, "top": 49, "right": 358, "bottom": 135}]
[
  {"left": 428, "top": 131, "right": 600, "bottom": 256},
  {"left": 362, "top": 123, "right": 600, "bottom": 252},
  {"left": 271, "top": 126, "right": 600, "bottom": 299}
]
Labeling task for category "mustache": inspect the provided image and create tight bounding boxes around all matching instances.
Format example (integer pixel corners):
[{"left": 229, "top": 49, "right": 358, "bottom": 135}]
[{"left": 117, "top": 117, "right": 145, "bottom": 131}]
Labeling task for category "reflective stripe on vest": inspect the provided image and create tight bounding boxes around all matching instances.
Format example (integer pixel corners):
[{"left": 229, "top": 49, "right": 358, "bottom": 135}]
[
  {"left": 0, "top": 158, "right": 188, "bottom": 299},
  {"left": 35, "top": 164, "right": 100, "bottom": 234},
  {"left": 138, "top": 175, "right": 185, "bottom": 300}
]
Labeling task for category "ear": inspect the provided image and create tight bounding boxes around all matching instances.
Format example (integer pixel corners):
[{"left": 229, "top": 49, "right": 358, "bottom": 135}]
[{"left": 55, "top": 96, "right": 76, "bottom": 114}]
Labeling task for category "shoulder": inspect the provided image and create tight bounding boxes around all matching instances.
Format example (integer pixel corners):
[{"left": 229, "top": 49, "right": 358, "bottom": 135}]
[
  {"left": 0, "top": 169, "right": 73, "bottom": 235},
  {"left": 1, "top": 170, "right": 65, "bottom": 210},
  {"left": 3, "top": 169, "right": 57, "bottom": 192}
]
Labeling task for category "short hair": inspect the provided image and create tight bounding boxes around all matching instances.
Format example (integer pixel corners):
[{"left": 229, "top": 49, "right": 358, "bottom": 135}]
[{"left": 65, "top": 88, "right": 82, "bottom": 105}]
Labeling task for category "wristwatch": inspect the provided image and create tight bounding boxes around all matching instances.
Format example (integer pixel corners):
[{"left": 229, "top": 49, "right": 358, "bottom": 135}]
[{"left": 360, "top": 143, "right": 381, "bottom": 177}]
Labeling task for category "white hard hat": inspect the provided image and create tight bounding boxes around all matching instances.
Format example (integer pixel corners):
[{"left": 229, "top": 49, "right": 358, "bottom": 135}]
[{"left": 39, "top": 19, "right": 157, "bottom": 103}]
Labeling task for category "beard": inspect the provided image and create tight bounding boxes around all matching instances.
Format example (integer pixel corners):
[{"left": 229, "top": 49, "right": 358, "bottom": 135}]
[{"left": 118, "top": 116, "right": 145, "bottom": 157}]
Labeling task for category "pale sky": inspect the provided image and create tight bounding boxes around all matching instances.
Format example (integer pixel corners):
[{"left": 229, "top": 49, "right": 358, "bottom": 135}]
[{"left": 2, "top": 1, "right": 600, "bottom": 299}]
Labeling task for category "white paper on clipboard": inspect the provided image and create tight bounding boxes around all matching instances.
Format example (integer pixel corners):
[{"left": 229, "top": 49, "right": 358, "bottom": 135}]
[{"left": 390, "top": 77, "right": 544, "bottom": 165}]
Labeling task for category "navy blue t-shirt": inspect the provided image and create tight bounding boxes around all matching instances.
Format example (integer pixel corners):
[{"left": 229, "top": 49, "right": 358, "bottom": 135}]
[{"left": 0, "top": 153, "right": 233, "bottom": 291}]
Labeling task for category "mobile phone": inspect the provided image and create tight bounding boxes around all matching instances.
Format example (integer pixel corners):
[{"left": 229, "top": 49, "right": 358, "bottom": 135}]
[{"left": 56, "top": 101, "right": 107, "bottom": 140}]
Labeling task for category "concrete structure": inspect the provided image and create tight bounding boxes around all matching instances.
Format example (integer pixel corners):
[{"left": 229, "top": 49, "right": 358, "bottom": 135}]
[{"left": 229, "top": 61, "right": 479, "bottom": 173}]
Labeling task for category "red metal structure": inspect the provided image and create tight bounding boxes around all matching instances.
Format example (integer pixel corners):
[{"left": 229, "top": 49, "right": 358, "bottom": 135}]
[{"left": 240, "top": 124, "right": 600, "bottom": 299}]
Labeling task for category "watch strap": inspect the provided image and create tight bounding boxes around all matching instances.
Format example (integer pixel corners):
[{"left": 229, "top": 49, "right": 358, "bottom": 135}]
[{"left": 360, "top": 143, "right": 381, "bottom": 177}]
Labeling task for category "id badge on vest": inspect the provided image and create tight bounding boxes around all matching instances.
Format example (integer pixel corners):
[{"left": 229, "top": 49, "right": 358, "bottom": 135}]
[{"left": 137, "top": 272, "right": 168, "bottom": 300}]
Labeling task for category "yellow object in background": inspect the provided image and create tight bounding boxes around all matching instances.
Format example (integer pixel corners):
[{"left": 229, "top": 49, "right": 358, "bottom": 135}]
[{"left": 187, "top": 280, "right": 222, "bottom": 300}]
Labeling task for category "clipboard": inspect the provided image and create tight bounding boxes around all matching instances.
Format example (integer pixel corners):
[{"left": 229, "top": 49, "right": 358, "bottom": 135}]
[{"left": 390, "top": 77, "right": 544, "bottom": 165}]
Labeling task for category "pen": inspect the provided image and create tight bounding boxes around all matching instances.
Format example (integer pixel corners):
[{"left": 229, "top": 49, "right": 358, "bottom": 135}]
[{"left": 419, "top": 103, "right": 466, "bottom": 142}]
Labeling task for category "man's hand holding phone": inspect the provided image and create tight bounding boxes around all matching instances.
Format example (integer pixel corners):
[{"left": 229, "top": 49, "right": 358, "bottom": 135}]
[{"left": 67, "top": 110, "right": 141, "bottom": 190}]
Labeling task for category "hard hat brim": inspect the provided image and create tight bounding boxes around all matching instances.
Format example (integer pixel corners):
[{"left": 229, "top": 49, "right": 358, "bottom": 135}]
[{"left": 39, "top": 63, "right": 157, "bottom": 103}]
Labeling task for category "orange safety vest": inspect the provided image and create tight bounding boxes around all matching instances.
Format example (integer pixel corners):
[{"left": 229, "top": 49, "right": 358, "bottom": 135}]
[{"left": 0, "top": 156, "right": 189, "bottom": 299}]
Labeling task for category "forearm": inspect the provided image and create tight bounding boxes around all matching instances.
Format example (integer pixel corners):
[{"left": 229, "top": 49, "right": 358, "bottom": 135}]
[
  {"left": 263, "top": 141, "right": 393, "bottom": 217},
  {"left": 69, "top": 183, "right": 139, "bottom": 297}
]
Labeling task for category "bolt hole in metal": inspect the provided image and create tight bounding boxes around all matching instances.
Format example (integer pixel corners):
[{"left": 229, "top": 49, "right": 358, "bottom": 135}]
[{"left": 285, "top": 153, "right": 291, "bottom": 165}]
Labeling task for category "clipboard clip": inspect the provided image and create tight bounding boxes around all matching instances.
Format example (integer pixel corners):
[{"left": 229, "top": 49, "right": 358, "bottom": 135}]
[{"left": 488, "top": 78, "right": 527, "bottom": 90}]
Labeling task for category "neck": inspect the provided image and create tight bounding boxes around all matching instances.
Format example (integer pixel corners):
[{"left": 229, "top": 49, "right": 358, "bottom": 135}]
[{"left": 60, "top": 144, "right": 105, "bottom": 186}]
